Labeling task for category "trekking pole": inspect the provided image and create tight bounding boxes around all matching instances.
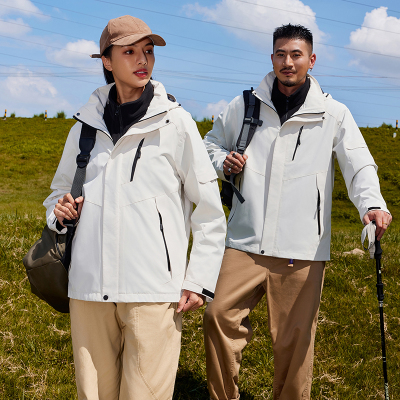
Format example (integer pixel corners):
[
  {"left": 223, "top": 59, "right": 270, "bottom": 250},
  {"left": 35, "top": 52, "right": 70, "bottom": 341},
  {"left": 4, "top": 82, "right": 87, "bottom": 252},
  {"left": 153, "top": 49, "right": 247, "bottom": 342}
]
[
  {"left": 374, "top": 237, "right": 389, "bottom": 400},
  {"left": 361, "top": 222, "right": 389, "bottom": 399}
]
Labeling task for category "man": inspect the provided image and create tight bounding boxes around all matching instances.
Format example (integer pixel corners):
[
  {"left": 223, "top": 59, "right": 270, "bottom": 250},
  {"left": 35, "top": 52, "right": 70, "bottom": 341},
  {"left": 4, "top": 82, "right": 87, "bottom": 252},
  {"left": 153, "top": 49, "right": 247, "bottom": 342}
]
[{"left": 203, "top": 24, "right": 391, "bottom": 400}]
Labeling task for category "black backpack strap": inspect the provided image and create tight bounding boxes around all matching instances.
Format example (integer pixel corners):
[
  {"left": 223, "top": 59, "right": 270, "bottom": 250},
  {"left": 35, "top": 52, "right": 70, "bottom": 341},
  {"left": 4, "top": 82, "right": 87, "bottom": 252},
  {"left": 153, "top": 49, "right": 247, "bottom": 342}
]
[
  {"left": 70, "top": 123, "right": 97, "bottom": 200},
  {"left": 63, "top": 123, "right": 97, "bottom": 228},
  {"left": 227, "top": 89, "right": 263, "bottom": 204},
  {"left": 236, "top": 89, "right": 263, "bottom": 154},
  {"left": 61, "top": 123, "right": 97, "bottom": 269}
]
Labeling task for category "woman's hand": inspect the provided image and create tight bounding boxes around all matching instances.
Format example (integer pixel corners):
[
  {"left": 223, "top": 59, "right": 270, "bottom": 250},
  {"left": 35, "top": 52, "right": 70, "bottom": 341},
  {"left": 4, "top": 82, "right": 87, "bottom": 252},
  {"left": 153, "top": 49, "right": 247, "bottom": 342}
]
[
  {"left": 54, "top": 193, "right": 84, "bottom": 227},
  {"left": 223, "top": 151, "right": 248, "bottom": 176},
  {"left": 177, "top": 290, "right": 206, "bottom": 313}
]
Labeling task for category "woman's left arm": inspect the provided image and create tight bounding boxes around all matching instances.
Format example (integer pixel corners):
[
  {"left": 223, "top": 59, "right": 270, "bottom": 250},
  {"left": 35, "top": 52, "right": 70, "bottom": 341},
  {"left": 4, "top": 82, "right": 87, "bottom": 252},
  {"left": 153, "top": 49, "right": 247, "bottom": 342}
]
[{"left": 174, "top": 111, "right": 227, "bottom": 305}]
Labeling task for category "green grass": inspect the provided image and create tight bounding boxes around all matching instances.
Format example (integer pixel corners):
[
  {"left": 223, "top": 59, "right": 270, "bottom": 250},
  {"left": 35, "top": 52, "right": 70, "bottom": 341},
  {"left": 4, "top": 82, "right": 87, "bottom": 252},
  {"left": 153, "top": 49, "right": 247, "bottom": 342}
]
[{"left": 0, "top": 118, "right": 399, "bottom": 399}]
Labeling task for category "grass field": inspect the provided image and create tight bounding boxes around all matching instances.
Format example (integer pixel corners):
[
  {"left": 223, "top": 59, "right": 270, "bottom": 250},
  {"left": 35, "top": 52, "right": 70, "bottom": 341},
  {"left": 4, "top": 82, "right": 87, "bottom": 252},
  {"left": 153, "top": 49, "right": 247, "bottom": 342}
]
[{"left": 0, "top": 118, "right": 399, "bottom": 399}]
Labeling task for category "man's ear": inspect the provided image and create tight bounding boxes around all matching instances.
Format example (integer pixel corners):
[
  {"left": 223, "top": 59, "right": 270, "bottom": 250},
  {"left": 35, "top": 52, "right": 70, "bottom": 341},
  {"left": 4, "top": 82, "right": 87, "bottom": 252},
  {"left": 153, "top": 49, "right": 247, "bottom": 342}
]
[
  {"left": 102, "top": 55, "right": 112, "bottom": 72},
  {"left": 309, "top": 53, "right": 316, "bottom": 70}
]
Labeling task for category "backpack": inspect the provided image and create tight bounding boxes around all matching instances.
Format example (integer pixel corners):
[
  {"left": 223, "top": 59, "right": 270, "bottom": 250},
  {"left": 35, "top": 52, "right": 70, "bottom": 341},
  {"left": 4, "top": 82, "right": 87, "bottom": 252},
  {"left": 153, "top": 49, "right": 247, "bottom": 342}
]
[{"left": 220, "top": 89, "right": 263, "bottom": 209}]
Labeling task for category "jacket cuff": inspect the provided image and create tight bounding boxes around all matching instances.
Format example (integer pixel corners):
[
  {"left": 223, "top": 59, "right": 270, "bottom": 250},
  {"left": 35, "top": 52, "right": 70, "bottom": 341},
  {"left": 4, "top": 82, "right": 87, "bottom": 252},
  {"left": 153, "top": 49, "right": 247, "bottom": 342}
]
[
  {"left": 360, "top": 205, "right": 390, "bottom": 221},
  {"left": 47, "top": 210, "right": 67, "bottom": 234},
  {"left": 182, "top": 280, "right": 215, "bottom": 302}
]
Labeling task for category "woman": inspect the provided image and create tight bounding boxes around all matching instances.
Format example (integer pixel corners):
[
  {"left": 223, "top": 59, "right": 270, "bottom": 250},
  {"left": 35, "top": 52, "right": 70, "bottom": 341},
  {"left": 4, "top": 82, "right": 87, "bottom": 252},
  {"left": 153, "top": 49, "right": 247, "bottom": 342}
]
[{"left": 43, "top": 15, "right": 226, "bottom": 400}]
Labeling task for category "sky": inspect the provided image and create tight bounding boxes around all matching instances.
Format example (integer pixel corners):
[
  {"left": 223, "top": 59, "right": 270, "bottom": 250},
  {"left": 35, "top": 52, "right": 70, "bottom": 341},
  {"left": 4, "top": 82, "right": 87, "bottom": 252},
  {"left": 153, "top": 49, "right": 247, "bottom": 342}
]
[{"left": 1, "top": 0, "right": 400, "bottom": 127}]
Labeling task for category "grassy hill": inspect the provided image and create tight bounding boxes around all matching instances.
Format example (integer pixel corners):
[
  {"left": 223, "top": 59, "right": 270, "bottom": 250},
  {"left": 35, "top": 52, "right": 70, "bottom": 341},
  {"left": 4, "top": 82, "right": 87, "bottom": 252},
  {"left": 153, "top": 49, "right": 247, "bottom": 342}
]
[{"left": 0, "top": 118, "right": 399, "bottom": 399}]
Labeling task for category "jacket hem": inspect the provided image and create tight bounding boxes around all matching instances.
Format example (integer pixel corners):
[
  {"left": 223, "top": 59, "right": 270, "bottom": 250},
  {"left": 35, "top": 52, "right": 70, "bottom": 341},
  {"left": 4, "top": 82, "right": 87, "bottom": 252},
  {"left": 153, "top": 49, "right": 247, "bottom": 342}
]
[
  {"left": 68, "top": 291, "right": 182, "bottom": 303},
  {"left": 226, "top": 240, "right": 330, "bottom": 261}
]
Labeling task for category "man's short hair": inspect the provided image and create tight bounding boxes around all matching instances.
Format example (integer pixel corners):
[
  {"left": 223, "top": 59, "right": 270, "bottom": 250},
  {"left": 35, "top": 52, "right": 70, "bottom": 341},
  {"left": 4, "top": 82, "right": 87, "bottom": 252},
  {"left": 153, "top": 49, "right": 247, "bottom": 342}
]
[{"left": 273, "top": 24, "right": 313, "bottom": 50}]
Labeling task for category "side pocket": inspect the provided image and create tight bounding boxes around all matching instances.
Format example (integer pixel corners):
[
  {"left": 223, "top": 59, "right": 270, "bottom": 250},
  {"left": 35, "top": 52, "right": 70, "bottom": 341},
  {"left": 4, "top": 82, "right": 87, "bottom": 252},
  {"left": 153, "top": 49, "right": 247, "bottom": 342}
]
[
  {"left": 130, "top": 138, "right": 145, "bottom": 181},
  {"left": 316, "top": 173, "right": 326, "bottom": 238},
  {"left": 317, "top": 188, "right": 321, "bottom": 236},
  {"left": 158, "top": 211, "right": 171, "bottom": 272}
]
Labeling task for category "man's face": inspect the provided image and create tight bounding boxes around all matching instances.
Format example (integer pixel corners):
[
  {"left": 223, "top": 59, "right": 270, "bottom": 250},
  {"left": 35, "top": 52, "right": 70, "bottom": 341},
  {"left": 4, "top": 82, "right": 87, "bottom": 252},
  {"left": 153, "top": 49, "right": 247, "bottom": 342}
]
[{"left": 271, "top": 38, "right": 316, "bottom": 93}]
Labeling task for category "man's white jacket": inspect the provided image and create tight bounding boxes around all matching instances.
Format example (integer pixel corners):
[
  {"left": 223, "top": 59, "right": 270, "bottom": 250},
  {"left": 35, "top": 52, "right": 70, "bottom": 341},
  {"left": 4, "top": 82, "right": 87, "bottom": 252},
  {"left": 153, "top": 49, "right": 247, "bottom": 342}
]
[
  {"left": 44, "top": 81, "right": 226, "bottom": 303},
  {"left": 204, "top": 72, "right": 389, "bottom": 261}
]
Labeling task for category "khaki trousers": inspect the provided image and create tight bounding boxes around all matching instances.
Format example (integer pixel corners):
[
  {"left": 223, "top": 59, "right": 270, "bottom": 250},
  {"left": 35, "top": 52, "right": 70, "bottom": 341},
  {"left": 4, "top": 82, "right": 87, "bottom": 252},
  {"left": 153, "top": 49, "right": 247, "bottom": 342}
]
[
  {"left": 203, "top": 248, "right": 325, "bottom": 400},
  {"left": 70, "top": 299, "right": 182, "bottom": 400}
]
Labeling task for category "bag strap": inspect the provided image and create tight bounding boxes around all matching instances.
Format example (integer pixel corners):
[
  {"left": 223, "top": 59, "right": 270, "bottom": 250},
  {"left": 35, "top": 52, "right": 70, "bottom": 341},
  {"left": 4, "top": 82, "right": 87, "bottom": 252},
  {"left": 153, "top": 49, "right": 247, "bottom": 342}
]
[
  {"left": 236, "top": 89, "right": 263, "bottom": 154},
  {"left": 63, "top": 123, "right": 97, "bottom": 228},
  {"left": 70, "top": 123, "right": 97, "bottom": 200},
  {"left": 228, "top": 89, "right": 263, "bottom": 204}
]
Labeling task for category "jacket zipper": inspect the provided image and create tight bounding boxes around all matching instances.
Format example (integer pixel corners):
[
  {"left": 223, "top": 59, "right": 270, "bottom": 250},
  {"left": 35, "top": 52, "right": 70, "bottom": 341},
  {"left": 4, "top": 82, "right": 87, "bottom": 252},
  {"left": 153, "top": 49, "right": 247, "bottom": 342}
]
[
  {"left": 317, "top": 188, "right": 321, "bottom": 236},
  {"left": 158, "top": 212, "right": 171, "bottom": 271},
  {"left": 130, "top": 138, "right": 145, "bottom": 181},
  {"left": 292, "top": 126, "right": 304, "bottom": 160}
]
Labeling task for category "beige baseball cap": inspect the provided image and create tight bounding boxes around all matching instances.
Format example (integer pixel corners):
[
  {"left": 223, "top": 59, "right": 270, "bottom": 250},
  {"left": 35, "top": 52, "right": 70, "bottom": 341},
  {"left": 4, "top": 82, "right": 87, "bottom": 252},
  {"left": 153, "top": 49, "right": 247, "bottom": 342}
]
[{"left": 90, "top": 15, "right": 166, "bottom": 58}]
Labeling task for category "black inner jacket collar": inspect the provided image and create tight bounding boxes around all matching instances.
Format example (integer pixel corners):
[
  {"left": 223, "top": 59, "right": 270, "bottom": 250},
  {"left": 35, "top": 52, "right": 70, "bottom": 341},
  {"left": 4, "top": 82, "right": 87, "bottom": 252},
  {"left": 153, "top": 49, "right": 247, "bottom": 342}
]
[
  {"left": 103, "top": 81, "right": 154, "bottom": 145},
  {"left": 271, "top": 77, "right": 310, "bottom": 125}
]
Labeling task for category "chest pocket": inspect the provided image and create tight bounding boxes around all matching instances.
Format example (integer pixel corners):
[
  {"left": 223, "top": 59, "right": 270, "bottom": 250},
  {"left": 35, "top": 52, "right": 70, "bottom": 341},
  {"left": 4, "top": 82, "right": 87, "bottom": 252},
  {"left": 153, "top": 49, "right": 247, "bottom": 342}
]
[{"left": 283, "top": 122, "right": 331, "bottom": 180}]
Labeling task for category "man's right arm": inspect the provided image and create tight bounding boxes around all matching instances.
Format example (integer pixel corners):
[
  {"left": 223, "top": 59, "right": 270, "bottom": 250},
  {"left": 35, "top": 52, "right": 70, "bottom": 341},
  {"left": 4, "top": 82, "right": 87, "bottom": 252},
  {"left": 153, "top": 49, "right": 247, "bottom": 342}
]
[{"left": 203, "top": 96, "right": 244, "bottom": 181}]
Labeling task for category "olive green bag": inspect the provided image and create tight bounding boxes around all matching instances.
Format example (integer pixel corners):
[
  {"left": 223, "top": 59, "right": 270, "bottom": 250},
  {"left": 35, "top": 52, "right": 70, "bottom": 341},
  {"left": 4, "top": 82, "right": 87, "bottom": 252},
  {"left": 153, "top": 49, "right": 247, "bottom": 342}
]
[{"left": 22, "top": 123, "right": 96, "bottom": 313}]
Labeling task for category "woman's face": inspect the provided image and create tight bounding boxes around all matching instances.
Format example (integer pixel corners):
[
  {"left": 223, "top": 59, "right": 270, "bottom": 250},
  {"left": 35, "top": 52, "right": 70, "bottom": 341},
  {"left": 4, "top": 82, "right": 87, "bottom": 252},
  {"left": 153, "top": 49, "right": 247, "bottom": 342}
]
[{"left": 102, "top": 38, "right": 155, "bottom": 91}]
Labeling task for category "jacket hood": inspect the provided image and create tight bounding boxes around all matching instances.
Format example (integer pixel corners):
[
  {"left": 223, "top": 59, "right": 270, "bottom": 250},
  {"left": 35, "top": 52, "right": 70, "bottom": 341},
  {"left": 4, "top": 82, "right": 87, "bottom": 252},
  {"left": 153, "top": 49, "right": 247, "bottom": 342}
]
[
  {"left": 73, "top": 80, "right": 180, "bottom": 134},
  {"left": 253, "top": 72, "right": 326, "bottom": 116}
]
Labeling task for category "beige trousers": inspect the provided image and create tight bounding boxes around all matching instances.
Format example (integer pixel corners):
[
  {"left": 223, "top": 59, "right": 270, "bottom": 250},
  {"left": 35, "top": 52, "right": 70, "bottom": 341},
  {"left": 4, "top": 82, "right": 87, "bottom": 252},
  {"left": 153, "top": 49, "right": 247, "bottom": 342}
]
[
  {"left": 70, "top": 299, "right": 182, "bottom": 400},
  {"left": 203, "top": 248, "right": 325, "bottom": 400}
]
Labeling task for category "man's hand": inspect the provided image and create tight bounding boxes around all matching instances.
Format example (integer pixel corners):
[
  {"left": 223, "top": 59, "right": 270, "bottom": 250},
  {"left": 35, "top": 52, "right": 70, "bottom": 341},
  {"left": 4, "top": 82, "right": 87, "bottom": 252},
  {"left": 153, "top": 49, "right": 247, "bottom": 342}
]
[
  {"left": 177, "top": 290, "right": 205, "bottom": 313},
  {"left": 363, "top": 210, "right": 392, "bottom": 241},
  {"left": 54, "top": 193, "right": 84, "bottom": 227},
  {"left": 223, "top": 151, "right": 248, "bottom": 176}
]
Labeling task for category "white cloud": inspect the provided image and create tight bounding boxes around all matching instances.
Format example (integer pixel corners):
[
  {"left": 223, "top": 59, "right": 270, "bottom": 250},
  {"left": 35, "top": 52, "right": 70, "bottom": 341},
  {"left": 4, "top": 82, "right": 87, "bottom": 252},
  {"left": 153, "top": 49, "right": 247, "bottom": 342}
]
[
  {"left": 183, "top": 0, "right": 326, "bottom": 52},
  {"left": 0, "top": 69, "right": 73, "bottom": 117},
  {"left": 348, "top": 7, "right": 400, "bottom": 77},
  {"left": 0, "top": 0, "right": 44, "bottom": 18},
  {"left": 47, "top": 39, "right": 100, "bottom": 69},
  {"left": 0, "top": 18, "right": 31, "bottom": 37},
  {"left": 204, "top": 99, "right": 229, "bottom": 118}
]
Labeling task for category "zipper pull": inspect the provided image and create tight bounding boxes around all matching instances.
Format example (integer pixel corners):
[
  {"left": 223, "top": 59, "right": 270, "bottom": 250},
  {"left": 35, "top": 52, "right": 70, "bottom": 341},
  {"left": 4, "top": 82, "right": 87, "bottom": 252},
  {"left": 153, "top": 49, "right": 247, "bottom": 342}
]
[
  {"left": 297, "top": 125, "right": 304, "bottom": 145},
  {"left": 159, "top": 212, "right": 163, "bottom": 231}
]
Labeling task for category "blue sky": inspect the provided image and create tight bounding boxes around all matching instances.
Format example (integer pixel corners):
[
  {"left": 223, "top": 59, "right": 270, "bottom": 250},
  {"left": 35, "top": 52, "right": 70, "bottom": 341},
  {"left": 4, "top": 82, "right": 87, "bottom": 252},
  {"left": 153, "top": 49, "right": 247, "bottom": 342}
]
[{"left": 0, "top": 0, "right": 400, "bottom": 127}]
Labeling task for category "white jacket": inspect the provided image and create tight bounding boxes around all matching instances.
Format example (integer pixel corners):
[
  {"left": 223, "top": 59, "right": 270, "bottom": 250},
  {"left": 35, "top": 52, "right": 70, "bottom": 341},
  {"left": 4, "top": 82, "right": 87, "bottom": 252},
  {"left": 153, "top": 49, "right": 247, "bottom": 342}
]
[
  {"left": 44, "top": 81, "right": 226, "bottom": 303},
  {"left": 204, "top": 72, "right": 389, "bottom": 261}
]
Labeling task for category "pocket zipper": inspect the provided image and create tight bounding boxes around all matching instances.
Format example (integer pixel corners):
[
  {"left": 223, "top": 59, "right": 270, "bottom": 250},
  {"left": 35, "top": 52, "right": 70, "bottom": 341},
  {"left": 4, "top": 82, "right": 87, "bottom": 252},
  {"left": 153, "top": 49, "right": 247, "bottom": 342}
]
[
  {"left": 317, "top": 188, "right": 321, "bottom": 236},
  {"left": 158, "top": 212, "right": 171, "bottom": 271},
  {"left": 292, "top": 126, "right": 304, "bottom": 161},
  {"left": 130, "top": 138, "right": 145, "bottom": 181}
]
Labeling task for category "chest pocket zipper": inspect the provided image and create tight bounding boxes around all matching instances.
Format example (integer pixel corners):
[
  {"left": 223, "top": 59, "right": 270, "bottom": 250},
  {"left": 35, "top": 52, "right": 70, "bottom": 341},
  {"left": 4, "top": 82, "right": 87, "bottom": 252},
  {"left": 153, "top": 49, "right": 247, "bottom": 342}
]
[
  {"left": 130, "top": 138, "right": 145, "bottom": 181},
  {"left": 158, "top": 212, "right": 171, "bottom": 271},
  {"left": 292, "top": 126, "right": 304, "bottom": 161}
]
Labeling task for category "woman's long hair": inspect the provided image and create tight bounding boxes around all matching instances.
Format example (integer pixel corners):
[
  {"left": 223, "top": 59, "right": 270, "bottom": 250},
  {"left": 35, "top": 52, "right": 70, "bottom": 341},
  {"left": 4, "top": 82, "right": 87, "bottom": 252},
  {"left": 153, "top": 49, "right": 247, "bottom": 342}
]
[{"left": 102, "top": 46, "right": 115, "bottom": 84}]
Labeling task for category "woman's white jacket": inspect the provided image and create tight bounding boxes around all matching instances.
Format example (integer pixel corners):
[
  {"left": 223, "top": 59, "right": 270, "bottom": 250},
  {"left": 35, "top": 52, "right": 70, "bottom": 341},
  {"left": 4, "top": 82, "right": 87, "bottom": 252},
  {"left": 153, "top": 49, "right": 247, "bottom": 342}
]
[
  {"left": 44, "top": 81, "right": 226, "bottom": 303},
  {"left": 204, "top": 72, "right": 389, "bottom": 261}
]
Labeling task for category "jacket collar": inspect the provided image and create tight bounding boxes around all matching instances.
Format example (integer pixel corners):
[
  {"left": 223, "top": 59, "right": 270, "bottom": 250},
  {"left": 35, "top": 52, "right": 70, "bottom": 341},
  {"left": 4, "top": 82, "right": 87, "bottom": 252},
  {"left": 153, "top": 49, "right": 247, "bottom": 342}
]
[
  {"left": 73, "top": 80, "right": 180, "bottom": 135},
  {"left": 253, "top": 71, "right": 326, "bottom": 118}
]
